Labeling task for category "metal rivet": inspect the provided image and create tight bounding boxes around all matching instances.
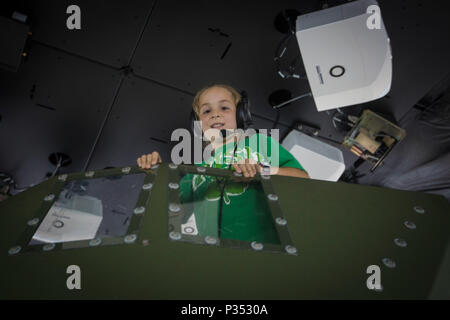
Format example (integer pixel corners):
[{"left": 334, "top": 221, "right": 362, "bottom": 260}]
[
  {"left": 124, "top": 234, "right": 137, "bottom": 244},
  {"left": 251, "top": 241, "right": 264, "bottom": 251},
  {"left": 275, "top": 217, "right": 287, "bottom": 226},
  {"left": 285, "top": 245, "right": 298, "bottom": 255},
  {"left": 204, "top": 236, "right": 217, "bottom": 245},
  {"left": 414, "top": 206, "right": 425, "bottom": 214},
  {"left": 43, "top": 243, "right": 55, "bottom": 251},
  {"left": 121, "top": 167, "right": 131, "bottom": 174},
  {"left": 89, "top": 238, "right": 102, "bottom": 247},
  {"left": 142, "top": 183, "right": 153, "bottom": 190},
  {"left": 267, "top": 194, "right": 278, "bottom": 201},
  {"left": 44, "top": 194, "right": 55, "bottom": 202},
  {"left": 168, "top": 182, "right": 179, "bottom": 190},
  {"left": 134, "top": 206, "right": 145, "bottom": 215},
  {"left": 169, "top": 203, "right": 181, "bottom": 213},
  {"left": 8, "top": 246, "right": 21, "bottom": 255},
  {"left": 58, "top": 174, "right": 68, "bottom": 181},
  {"left": 382, "top": 258, "right": 396, "bottom": 269},
  {"left": 233, "top": 171, "right": 242, "bottom": 177},
  {"left": 151, "top": 163, "right": 159, "bottom": 169},
  {"left": 169, "top": 163, "right": 178, "bottom": 169},
  {"left": 196, "top": 166, "right": 206, "bottom": 173},
  {"left": 142, "top": 239, "right": 150, "bottom": 246},
  {"left": 404, "top": 221, "right": 416, "bottom": 230},
  {"left": 169, "top": 231, "right": 182, "bottom": 241},
  {"left": 394, "top": 238, "right": 407, "bottom": 248},
  {"left": 27, "top": 218, "right": 40, "bottom": 226},
  {"left": 85, "top": 171, "right": 95, "bottom": 177}
]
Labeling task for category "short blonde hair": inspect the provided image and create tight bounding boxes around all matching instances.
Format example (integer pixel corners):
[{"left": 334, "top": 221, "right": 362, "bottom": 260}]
[{"left": 192, "top": 84, "right": 241, "bottom": 116}]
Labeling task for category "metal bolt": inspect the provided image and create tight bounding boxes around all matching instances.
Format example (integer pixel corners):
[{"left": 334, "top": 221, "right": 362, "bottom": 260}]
[
  {"left": 382, "top": 258, "right": 396, "bottom": 269},
  {"left": 251, "top": 241, "right": 264, "bottom": 251},
  {"left": 233, "top": 171, "right": 242, "bottom": 177},
  {"left": 85, "top": 171, "right": 95, "bottom": 177},
  {"left": 169, "top": 231, "right": 182, "bottom": 241},
  {"left": 151, "top": 163, "right": 160, "bottom": 170},
  {"left": 134, "top": 206, "right": 145, "bottom": 215},
  {"left": 8, "top": 246, "right": 21, "bottom": 255},
  {"left": 204, "top": 236, "right": 217, "bottom": 245},
  {"left": 285, "top": 245, "right": 298, "bottom": 255},
  {"left": 414, "top": 206, "right": 425, "bottom": 214},
  {"left": 168, "top": 182, "right": 179, "bottom": 190},
  {"left": 196, "top": 166, "right": 206, "bottom": 173},
  {"left": 275, "top": 217, "right": 287, "bottom": 226},
  {"left": 43, "top": 243, "right": 55, "bottom": 251},
  {"left": 124, "top": 234, "right": 137, "bottom": 244},
  {"left": 142, "top": 239, "right": 150, "bottom": 246},
  {"left": 142, "top": 183, "right": 153, "bottom": 190},
  {"left": 404, "top": 221, "right": 416, "bottom": 230},
  {"left": 89, "top": 238, "right": 102, "bottom": 247},
  {"left": 267, "top": 194, "right": 278, "bottom": 201},
  {"left": 394, "top": 238, "right": 407, "bottom": 248},
  {"left": 27, "top": 218, "right": 40, "bottom": 226},
  {"left": 44, "top": 194, "right": 55, "bottom": 202},
  {"left": 121, "top": 167, "right": 131, "bottom": 174},
  {"left": 58, "top": 174, "right": 68, "bottom": 181},
  {"left": 169, "top": 163, "right": 178, "bottom": 169},
  {"left": 169, "top": 203, "right": 181, "bottom": 213}
]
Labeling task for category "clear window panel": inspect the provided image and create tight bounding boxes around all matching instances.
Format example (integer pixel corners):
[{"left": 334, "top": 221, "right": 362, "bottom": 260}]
[
  {"left": 175, "top": 171, "right": 281, "bottom": 245},
  {"left": 29, "top": 173, "right": 146, "bottom": 245}
]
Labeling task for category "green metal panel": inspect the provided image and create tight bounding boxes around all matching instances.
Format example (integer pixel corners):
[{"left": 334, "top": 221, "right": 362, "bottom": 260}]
[{"left": 0, "top": 163, "right": 449, "bottom": 299}]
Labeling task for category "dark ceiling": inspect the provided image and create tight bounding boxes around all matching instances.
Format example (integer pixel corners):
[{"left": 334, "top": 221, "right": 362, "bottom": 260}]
[{"left": 1, "top": 0, "right": 450, "bottom": 195}]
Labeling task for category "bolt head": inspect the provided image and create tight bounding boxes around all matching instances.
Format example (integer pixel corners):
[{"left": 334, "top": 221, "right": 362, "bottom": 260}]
[
  {"left": 204, "top": 236, "right": 217, "bottom": 245},
  {"left": 27, "top": 218, "right": 40, "bottom": 226},
  {"left": 121, "top": 167, "right": 131, "bottom": 174},
  {"left": 142, "top": 183, "right": 153, "bottom": 190},
  {"left": 267, "top": 194, "right": 278, "bottom": 201},
  {"left": 124, "top": 234, "right": 137, "bottom": 244},
  {"left": 168, "top": 182, "right": 179, "bottom": 190},
  {"left": 8, "top": 246, "right": 21, "bottom": 255},
  {"left": 414, "top": 206, "right": 425, "bottom": 214},
  {"left": 196, "top": 166, "right": 206, "bottom": 173},
  {"left": 276, "top": 217, "right": 287, "bottom": 226},
  {"left": 134, "top": 206, "right": 145, "bottom": 215},
  {"left": 285, "top": 245, "right": 297, "bottom": 255},
  {"left": 394, "top": 238, "right": 407, "bottom": 248},
  {"left": 251, "top": 241, "right": 264, "bottom": 251},
  {"left": 169, "top": 203, "right": 181, "bottom": 213},
  {"left": 404, "top": 221, "right": 416, "bottom": 230},
  {"left": 169, "top": 163, "right": 178, "bottom": 169},
  {"left": 169, "top": 231, "right": 182, "bottom": 241},
  {"left": 89, "top": 238, "right": 102, "bottom": 246},
  {"left": 43, "top": 243, "right": 55, "bottom": 251},
  {"left": 44, "top": 194, "right": 55, "bottom": 202},
  {"left": 382, "top": 258, "right": 396, "bottom": 269},
  {"left": 85, "top": 171, "right": 95, "bottom": 177}
]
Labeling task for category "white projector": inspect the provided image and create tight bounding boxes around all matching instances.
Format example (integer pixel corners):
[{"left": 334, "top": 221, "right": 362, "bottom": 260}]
[{"left": 296, "top": 0, "right": 392, "bottom": 111}]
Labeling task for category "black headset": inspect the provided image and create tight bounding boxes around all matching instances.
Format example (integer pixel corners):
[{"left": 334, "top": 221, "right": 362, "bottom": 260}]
[{"left": 190, "top": 90, "right": 253, "bottom": 134}]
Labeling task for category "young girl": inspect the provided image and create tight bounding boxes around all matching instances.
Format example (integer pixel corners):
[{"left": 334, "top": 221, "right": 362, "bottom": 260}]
[{"left": 137, "top": 84, "right": 309, "bottom": 179}]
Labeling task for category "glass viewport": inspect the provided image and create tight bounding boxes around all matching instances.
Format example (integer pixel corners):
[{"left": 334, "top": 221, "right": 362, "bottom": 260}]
[
  {"left": 29, "top": 173, "right": 146, "bottom": 245},
  {"left": 173, "top": 170, "right": 281, "bottom": 245}
]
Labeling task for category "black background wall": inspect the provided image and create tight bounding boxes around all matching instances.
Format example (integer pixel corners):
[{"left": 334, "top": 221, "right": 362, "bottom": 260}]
[{"left": 1, "top": 0, "right": 449, "bottom": 196}]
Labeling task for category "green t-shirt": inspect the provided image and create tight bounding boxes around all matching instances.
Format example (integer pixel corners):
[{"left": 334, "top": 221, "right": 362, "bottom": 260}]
[{"left": 179, "top": 133, "right": 306, "bottom": 244}]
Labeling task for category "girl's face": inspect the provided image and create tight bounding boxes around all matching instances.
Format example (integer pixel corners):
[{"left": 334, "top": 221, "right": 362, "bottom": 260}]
[{"left": 198, "top": 86, "right": 237, "bottom": 133}]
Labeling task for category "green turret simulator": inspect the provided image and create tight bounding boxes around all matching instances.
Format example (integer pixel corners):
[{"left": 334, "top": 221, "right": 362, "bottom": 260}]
[{"left": 0, "top": 163, "right": 449, "bottom": 299}]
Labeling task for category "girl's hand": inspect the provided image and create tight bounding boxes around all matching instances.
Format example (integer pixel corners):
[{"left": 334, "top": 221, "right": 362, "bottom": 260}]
[
  {"left": 137, "top": 151, "right": 162, "bottom": 169},
  {"left": 232, "top": 159, "right": 260, "bottom": 178}
]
